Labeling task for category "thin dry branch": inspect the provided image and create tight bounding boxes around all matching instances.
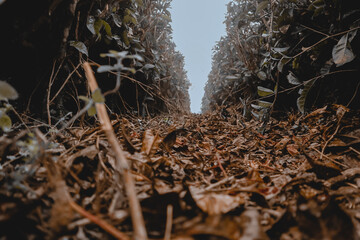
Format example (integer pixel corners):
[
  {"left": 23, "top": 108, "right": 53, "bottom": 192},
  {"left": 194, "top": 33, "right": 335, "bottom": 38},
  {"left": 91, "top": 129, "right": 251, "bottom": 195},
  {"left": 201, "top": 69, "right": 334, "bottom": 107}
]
[
  {"left": 83, "top": 62, "right": 148, "bottom": 240},
  {"left": 69, "top": 200, "right": 130, "bottom": 240}
]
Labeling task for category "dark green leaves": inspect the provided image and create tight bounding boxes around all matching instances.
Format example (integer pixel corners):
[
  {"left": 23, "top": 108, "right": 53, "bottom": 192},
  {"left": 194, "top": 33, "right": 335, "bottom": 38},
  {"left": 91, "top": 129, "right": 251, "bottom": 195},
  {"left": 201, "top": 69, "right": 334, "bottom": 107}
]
[
  {"left": 91, "top": 88, "right": 105, "bottom": 103},
  {"left": 87, "top": 16, "right": 113, "bottom": 40},
  {"left": 78, "top": 96, "right": 96, "bottom": 117},
  {"left": 257, "top": 86, "right": 274, "bottom": 97},
  {"left": 78, "top": 89, "right": 104, "bottom": 117}
]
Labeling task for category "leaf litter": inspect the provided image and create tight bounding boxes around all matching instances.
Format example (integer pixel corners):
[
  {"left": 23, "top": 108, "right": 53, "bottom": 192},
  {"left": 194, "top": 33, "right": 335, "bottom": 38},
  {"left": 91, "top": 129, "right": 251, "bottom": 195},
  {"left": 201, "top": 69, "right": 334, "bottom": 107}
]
[{"left": 1, "top": 104, "right": 360, "bottom": 239}]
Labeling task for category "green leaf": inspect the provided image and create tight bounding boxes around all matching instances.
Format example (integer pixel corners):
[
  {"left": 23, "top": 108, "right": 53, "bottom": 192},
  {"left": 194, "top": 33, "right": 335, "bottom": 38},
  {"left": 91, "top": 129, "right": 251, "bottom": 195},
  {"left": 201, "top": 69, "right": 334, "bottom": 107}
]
[
  {"left": 320, "top": 59, "right": 334, "bottom": 75},
  {"left": 128, "top": 54, "right": 144, "bottom": 61},
  {"left": 78, "top": 96, "right": 96, "bottom": 116},
  {"left": 97, "top": 65, "right": 116, "bottom": 73},
  {"left": 112, "top": 14, "right": 122, "bottom": 27},
  {"left": 101, "top": 50, "right": 129, "bottom": 59},
  {"left": 257, "top": 71, "right": 267, "bottom": 80},
  {"left": 161, "top": 14, "right": 172, "bottom": 22},
  {"left": 348, "top": 30, "right": 358, "bottom": 42},
  {"left": 332, "top": 32, "right": 356, "bottom": 67},
  {"left": 257, "top": 100, "right": 273, "bottom": 108},
  {"left": 257, "top": 86, "right": 274, "bottom": 97},
  {"left": 91, "top": 88, "right": 105, "bottom": 103},
  {"left": 287, "top": 71, "right": 301, "bottom": 85},
  {"left": 272, "top": 47, "right": 290, "bottom": 53},
  {"left": 251, "top": 104, "right": 264, "bottom": 110},
  {"left": 0, "top": 81, "right": 19, "bottom": 101},
  {"left": 144, "top": 64, "right": 155, "bottom": 70},
  {"left": 297, "top": 79, "right": 316, "bottom": 114},
  {"left": 87, "top": 16, "right": 96, "bottom": 35},
  {"left": 69, "top": 41, "right": 88, "bottom": 56},
  {"left": 92, "top": 19, "right": 112, "bottom": 39},
  {"left": 94, "top": 18, "right": 103, "bottom": 39},
  {"left": 101, "top": 20, "right": 112, "bottom": 37},
  {"left": 312, "top": 0, "right": 324, "bottom": 7},
  {"left": 123, "top": 15, "right": 137, "bottom": 25},
  {"left": 279, "top": 24, "right": 290, "bottom": 34},
  {"left": 278, "top": 58, "right": 291, "bottom": 72},
  {"left": 0, "top": 112, "right": 12, "bottom": 132},
  {"left": 78, "top": 96, "right": 90, "bottom": 102},
  {"left": 225, "top": 76, "right": 239, "bottom": 80},
  {"left": 87, "top": 106, "right": 97, "bottom": 117},
  {"left": 122, "top": 30, "right": 130, "bottom": 46}
]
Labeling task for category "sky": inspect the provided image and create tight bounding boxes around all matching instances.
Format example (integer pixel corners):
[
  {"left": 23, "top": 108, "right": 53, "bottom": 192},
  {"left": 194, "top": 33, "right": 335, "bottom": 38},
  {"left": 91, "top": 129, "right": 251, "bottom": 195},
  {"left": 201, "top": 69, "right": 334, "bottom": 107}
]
[{"left": 170, "top": 0, "right": 230, "bottom": 113}]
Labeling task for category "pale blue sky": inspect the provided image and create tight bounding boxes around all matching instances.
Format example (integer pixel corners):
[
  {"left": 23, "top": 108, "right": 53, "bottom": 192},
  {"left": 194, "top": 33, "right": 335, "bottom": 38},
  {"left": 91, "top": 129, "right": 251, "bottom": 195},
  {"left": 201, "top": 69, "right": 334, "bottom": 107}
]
[{"left": 170, "top": 0, "right": 230, "bottom": 113}]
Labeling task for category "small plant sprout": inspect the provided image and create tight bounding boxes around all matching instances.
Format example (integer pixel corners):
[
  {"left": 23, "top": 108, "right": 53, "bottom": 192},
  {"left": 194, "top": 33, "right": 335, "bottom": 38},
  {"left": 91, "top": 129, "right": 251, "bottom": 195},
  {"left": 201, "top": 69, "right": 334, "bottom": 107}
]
[{"left": 98, "top": 50, "right": 144, "bottom": 96}]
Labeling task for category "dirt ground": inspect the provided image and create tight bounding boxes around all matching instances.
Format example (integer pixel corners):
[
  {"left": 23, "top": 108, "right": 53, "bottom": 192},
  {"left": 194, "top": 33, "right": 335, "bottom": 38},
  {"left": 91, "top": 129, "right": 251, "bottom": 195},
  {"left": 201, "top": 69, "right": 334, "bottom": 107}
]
[{"left": 1, "top": 104, "right": 360, "bottom": 239}]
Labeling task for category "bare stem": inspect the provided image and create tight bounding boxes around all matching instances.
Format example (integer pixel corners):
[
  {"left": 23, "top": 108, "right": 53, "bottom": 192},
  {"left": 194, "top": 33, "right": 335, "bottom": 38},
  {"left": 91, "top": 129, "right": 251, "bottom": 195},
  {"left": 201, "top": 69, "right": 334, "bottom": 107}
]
[{"left": 83, "top": 62, "right": 148, "bottom": 240}]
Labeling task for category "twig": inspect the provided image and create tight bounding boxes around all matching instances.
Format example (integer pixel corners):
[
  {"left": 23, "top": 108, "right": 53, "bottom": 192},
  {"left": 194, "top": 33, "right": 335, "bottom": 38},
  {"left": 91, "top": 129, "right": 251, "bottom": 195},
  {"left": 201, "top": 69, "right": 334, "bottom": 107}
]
[
  {"left": 215, "top": 152, "right": 228, "bottom": 178},
  {"left": 83, "top": 62, "right": 148, "bottom": 240},
  {"left": 270, "top": 72, "right": 280, "bottom": 116},
  {"left": 69, "top": 200, "right": 130, "bottom": 240},
  {"left": 88, "top": 60, "right": 154, "bottom": 96},
  {"left": 103, "top": 64, "right": 122, "bottom": 97},
  {"left": 10, "top": 105, "right": 30, "bottom": 131},
  {"left": 47, "top": 60, "right": 62, "bottom": 126},
  {"left": 136, "top": 84, "right": 140, "bottom": 117},
  {"left": 204, "top": 176, "right": 235, "bottom": 192},
  {"left": 56, "top": 100, "right": 93, "bottom": 133},
  {"left": 254, "top": 69, "right": 357, "bottom": 103},
  {"left": 320, "top": 111, "right": 346, "bottom": 160},
  {"left": 346, "top": 80, "right": 360, "bottom": 107},
  {"left": 88, "top": 60, "right": 180, "bottom": 111},
  {"left": 290, "top": 26, "right": 360, "bottom": 59},
  {"left": 49, "top": 62, "right": 82, "bottom": 104},
  {"left": 349, "top": 147, "right": 360, "bottom": 156},
  {"left": 310, "top": 146, "right": 348, "bottom": 168},
  {"left": 164, "top": 205, "right": 173, "bottom": 240},
  {"left": 300, "top": 24, "right": 331, "bottom": 38}
]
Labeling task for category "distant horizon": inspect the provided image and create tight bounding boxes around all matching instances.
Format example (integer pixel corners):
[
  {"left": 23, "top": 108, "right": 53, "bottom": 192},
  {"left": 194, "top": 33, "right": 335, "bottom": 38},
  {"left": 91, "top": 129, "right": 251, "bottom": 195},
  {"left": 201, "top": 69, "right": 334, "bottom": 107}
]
[{"left": 170, "top": 0, "right": 230, "bottom": 113}]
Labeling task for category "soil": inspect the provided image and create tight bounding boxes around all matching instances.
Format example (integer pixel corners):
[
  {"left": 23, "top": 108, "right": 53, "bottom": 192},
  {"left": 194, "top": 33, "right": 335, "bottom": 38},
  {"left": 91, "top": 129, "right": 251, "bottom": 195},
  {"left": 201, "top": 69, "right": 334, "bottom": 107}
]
[{"left": 1, "top": 104, "right": 360, "bottom": 239}]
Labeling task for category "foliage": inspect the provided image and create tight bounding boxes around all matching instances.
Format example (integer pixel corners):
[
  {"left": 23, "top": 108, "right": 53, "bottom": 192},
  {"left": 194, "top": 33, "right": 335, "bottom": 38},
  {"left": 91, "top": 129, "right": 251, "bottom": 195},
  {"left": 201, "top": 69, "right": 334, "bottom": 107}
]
[
  {"left": 202, "top": 0, "right": 264, "bottom": 114},
  {"left": 135, "top": 0, "right": 191, "bottom": 114},
  {"left": 203, "top": 0, "right": 360, "bottom": 115},
  {"left": 0, "top": 0, "right": 190, "bottom": 121},
  {"left": 71, "top": 0, "right": 191, "bottom": 115}
]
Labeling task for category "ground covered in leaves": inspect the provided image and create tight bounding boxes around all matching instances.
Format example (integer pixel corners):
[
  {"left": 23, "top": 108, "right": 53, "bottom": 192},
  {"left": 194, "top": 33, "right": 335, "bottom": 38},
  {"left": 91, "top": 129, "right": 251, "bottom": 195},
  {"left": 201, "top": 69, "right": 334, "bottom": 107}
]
[{"left": 1, "top": 105, "right": 360, "bottom": 239}]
